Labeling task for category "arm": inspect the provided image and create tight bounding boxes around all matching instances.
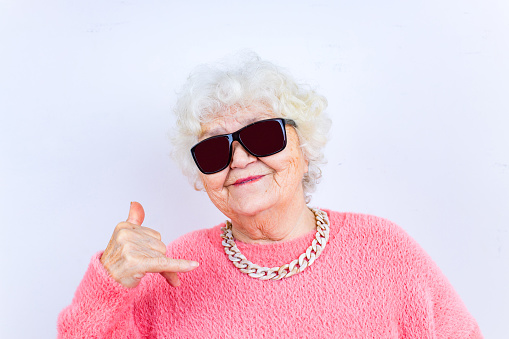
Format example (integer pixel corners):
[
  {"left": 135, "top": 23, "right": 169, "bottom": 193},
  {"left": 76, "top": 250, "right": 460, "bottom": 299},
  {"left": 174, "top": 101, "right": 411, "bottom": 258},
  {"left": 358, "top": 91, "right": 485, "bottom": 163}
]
[
  {"left": 57, "top": 252, "right": 142, "bottom": 339},
  {"left": 390, "top": 223, "right": 483, "bottom": 338},
  {"left": 58, "top": 202, "right": 199, "bottom": 338}
]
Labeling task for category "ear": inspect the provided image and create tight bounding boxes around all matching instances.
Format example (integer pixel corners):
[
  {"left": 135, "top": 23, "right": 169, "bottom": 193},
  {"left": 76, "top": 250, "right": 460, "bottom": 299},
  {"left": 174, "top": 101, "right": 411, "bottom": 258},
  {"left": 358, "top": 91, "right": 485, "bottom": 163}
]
[
  {"left": 194, "top": 172, "right": 206, "bottom": 191},
  {"left": 194, "top": 179, "right": 203, "bottom": 191}
]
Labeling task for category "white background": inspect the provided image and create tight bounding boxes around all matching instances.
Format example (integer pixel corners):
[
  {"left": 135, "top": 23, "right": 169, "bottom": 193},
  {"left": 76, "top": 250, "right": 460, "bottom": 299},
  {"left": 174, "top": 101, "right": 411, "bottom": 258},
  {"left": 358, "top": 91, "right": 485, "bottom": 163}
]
[{"left": 1, "top": 1, "right": 508, "bottom": 338}]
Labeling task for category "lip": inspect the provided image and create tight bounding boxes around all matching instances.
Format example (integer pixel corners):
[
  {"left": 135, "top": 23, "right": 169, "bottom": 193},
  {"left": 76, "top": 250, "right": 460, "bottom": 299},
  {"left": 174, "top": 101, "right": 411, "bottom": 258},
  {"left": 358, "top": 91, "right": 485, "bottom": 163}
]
[{"left": 233, "top": 175, "right": 265, "bottom": 186}]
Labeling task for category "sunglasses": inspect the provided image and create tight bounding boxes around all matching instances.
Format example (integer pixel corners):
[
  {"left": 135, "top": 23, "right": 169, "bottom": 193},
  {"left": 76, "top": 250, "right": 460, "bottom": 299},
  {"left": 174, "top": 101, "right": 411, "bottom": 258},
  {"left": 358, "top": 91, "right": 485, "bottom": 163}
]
[{"left": 191, "top": 118, "right": 296, "bottom": 174}]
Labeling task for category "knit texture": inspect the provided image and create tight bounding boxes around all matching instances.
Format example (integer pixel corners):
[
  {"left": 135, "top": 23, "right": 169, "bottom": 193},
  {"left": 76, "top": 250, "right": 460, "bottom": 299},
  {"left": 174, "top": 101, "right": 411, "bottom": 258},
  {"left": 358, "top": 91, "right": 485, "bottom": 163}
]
[{"left": 58, "top": 210, "right": 482, "bottom": 338}]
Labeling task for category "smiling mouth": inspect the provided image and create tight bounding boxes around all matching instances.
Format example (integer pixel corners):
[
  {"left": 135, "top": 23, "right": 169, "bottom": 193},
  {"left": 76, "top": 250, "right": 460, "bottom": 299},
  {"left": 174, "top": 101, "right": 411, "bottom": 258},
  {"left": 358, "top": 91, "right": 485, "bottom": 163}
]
[{"left": 233, "top": 175, "right": 264, "bottom": 186}]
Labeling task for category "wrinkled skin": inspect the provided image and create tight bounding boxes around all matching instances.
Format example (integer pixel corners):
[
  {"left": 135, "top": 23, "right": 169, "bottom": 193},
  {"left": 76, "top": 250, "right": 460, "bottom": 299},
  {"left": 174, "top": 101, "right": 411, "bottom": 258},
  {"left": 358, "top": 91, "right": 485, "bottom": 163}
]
[
  {"left": 100, "top": 105, "right": 315, "bottom": 288},
  {"left": 198, "top": 106, "right": 316, "bottom": 244},
  {"left": 100, "top": 202, "right": 199, "bottom": 288}
]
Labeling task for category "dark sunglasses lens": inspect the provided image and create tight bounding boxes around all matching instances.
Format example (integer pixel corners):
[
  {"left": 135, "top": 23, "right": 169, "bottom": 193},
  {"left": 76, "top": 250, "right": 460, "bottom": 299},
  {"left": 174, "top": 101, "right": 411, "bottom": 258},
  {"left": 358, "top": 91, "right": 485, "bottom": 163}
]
[
  {"left": 193, "top": 136, "right": 230, "bottom": 173},
  {"left": 240, "top": 120, "right": 286, "bottom": 156}
]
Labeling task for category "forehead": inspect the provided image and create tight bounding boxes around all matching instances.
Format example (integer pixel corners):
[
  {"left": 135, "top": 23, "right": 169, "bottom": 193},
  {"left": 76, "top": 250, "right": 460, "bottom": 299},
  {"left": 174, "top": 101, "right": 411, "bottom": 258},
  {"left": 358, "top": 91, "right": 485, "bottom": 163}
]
[{"left": 199, "top": 106, "right": 275, "bottom": 139}]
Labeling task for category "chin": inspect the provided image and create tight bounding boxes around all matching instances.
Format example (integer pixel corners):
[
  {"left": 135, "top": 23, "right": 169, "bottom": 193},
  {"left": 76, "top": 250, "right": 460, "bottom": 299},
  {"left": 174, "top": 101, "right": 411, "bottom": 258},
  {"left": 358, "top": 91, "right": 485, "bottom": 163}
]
[{"left": 230, "top": 198, "right": 276, "bottom": 218}]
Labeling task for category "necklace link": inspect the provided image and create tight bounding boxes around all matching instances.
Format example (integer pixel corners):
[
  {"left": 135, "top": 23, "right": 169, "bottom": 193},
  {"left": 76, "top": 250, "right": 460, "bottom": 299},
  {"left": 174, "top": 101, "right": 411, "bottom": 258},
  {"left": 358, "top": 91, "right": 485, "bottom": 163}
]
[{"left": 220, "top": 208, "right": 330, "bottom": 280}]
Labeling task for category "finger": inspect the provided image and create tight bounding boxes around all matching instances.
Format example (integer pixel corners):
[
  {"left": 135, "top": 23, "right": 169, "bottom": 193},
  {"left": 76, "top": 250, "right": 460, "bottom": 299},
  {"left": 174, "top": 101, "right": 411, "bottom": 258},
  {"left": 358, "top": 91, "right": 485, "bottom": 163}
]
[
  {"left": 127, "top": 201, "right": 145, "bottom": 226},
  {"left": 112, "top": 227, "right": 165, "bottom": 255},
  {"left": 132, "top": 234, "right": 167, "bottom": 254},
  {"left": 138, "top": 226, "right": 162, "bottom": 241},
  {"left": 160, "top": 272, "right": 180, "bottom": 287},
  {"left": 144, "top": 257, "right": 199, "bottom": 274}
]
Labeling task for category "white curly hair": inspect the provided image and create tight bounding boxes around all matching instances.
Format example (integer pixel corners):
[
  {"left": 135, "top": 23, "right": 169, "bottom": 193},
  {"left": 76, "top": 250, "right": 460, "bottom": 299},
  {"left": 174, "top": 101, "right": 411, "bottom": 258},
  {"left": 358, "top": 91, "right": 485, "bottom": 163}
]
[{"left": 171, "top": 52, "right": 330, "bottom": 203}]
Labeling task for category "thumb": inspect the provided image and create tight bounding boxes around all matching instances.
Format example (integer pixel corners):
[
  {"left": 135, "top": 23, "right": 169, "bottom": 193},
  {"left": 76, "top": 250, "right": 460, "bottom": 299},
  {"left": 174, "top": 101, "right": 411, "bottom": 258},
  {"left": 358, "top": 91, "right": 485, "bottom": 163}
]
[{"left": 127, "top": 201, "right": 145, "bottom": 226}]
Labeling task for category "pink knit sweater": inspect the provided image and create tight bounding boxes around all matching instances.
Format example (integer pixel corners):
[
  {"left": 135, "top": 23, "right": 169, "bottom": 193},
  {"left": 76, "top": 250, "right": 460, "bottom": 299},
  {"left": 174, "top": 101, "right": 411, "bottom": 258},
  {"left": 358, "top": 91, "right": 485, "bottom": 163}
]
[{"left": 58, "top": 210, "right": 482, "bottom": 338}]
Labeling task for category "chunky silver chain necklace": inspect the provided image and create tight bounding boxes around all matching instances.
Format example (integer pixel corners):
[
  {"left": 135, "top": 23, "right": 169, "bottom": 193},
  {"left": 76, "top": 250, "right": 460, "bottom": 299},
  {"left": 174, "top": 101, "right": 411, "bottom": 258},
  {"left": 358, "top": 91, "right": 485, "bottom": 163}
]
[{"left": 220, "top": 208, "right": 330, "bottom": 280}]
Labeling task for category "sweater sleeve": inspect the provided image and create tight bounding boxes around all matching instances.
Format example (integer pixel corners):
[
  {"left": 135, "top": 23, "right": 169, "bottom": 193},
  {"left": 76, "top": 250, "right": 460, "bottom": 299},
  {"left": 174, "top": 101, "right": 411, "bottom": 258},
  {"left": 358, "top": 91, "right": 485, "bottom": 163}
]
[
  {"left": 387, "top": 222, "right": 483, "bottom": 338},
  {"left": 57, "top": 252, "right": 143, "bottom": 339}
]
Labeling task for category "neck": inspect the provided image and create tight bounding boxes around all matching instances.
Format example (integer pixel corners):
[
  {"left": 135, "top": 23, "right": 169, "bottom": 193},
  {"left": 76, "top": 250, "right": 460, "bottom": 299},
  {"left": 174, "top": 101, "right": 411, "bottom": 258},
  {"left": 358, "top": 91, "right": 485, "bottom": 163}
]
[{"left": 229, "top": 200, "right": 316, "bottom": 244}]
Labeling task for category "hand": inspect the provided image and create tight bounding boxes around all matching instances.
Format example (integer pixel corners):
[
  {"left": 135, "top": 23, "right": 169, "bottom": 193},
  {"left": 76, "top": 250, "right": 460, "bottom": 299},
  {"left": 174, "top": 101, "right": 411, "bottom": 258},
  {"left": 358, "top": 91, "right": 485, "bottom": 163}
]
[{"left": 100, "top": 202, "right": 199, "bottom": 288}]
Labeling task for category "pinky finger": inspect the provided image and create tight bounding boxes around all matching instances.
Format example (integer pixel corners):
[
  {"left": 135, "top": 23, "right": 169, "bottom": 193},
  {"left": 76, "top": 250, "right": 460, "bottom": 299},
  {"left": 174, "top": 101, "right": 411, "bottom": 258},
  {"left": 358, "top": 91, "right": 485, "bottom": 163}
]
[{"left": 160, "top": 271, "right": 180, "bottom": 287}]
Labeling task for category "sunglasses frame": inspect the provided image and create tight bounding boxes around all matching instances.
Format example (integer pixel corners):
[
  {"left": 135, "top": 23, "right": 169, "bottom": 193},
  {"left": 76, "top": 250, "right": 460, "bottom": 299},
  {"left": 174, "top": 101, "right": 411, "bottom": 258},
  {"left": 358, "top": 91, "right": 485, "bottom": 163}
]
[{"left": 191, "top": 118, "right": 297, "bottom": 174}]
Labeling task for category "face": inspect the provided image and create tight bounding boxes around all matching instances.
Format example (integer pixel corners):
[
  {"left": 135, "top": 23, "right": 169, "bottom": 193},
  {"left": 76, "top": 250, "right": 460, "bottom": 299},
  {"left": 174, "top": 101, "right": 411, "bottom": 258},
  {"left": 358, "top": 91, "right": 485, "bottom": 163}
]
[{"left": 197, "top": 106, "right": 309, "bottom": 220}]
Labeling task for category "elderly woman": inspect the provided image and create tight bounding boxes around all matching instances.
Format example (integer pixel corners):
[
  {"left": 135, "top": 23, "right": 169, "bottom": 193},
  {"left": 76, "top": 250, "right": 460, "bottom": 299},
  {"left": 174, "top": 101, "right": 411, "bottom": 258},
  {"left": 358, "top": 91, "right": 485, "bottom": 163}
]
[{"left": 58, "top": 55, "right": 482, "bottom": 338}]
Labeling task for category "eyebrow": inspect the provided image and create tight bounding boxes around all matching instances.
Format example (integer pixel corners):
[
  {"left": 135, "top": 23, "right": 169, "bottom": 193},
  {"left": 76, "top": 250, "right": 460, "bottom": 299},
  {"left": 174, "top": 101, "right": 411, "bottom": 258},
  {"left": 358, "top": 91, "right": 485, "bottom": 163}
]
[
  {"left": 200, "top": 117, "right": 266, "bottom": 139},
  {"left": 201, "top": 127, "right": 225, "bottom": 139}
]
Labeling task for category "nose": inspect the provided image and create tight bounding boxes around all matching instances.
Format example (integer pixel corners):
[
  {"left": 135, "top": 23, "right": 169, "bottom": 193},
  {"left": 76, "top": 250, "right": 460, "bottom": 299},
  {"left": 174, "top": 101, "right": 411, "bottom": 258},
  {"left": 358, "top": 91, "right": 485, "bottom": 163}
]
[{"left": 230, "top": 141, "right": 256, "bottom": 169}]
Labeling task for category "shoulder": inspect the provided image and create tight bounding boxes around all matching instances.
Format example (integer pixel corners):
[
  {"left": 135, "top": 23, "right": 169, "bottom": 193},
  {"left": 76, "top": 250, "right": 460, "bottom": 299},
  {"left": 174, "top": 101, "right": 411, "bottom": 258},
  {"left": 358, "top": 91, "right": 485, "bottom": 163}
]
[
  {"left": 323, "top": 209, "right": 446, "bottom": 290},
  {"left": 323, "top": 209, "right": 429, "bottom": 266},
  {"left": 321, "top": 211, "right": 481, "bottom": 336},
  {"left": 323, "top": 209, "right": 410, "bottom": 243}
]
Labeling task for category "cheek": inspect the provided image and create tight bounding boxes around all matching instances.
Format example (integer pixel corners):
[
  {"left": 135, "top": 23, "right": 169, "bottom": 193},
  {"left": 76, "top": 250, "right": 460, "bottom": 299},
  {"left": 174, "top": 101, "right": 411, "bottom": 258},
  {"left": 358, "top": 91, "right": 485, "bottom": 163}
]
[
  {"left": 302, "top": 154, "right": 309, "bottom": 174},
  {"left": 289, "top": 156, "right": 308, "bottom": 178},
  {"left": 285, "top": 131, "right": 306, "bottom": 165},
  {"left": 200, "top": 170, "right": 229, "bottom": 195},
  {"left": 269, "top": 152, "right": 307, "bottom": 187},
  {"left": 201, "top": 174, "right": 232, "bottom": 212},
  {"left": 277, "top": 140, "right": 308, "bottom": 175},
  {"left": 285, "top": 157, "right": 301, "bottom": 171}
]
